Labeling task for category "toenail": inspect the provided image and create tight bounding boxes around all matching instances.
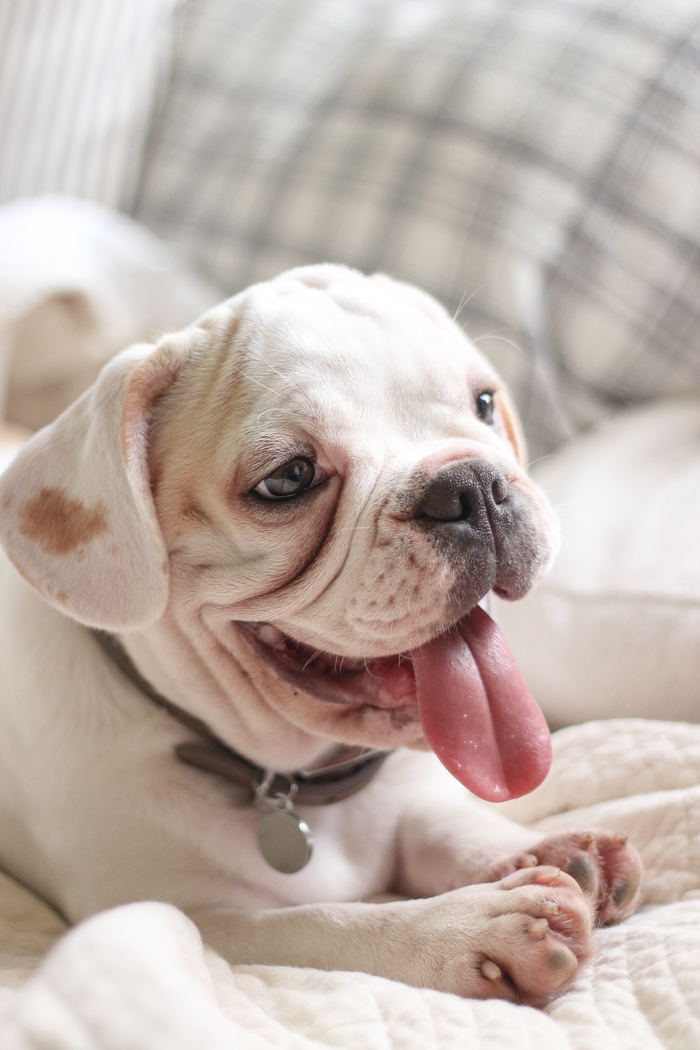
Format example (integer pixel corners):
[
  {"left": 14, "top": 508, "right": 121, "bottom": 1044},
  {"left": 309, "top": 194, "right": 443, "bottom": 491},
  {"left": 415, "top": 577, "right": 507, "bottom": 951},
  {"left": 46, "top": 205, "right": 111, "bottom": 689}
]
[
  {"left": 541, "top": 901, "right": 559, "bottom": 917},
  {"left": 580, "top": 833, "right": 594, "bottom": 850},
  {"left": 530, "top": 918, "right": 548, "bottom": 939},
  {"left": 566, "top": 855, "right": 596, "bottom": 892},
  {"left": 613, "top": 832, "right": 628, "bottom": 848},
  {"left": 481, "top": 960, "right": 502, "bottom": 981}
]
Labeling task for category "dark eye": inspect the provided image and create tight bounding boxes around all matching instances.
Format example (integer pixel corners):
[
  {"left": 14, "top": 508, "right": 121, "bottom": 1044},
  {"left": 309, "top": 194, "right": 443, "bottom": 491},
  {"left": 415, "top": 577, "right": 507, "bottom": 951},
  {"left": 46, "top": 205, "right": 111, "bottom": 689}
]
[
  {"left": 254, "top": 458, "right": 317, "bottom": 500},
  {"left": 476, "top": 391, "right": 495, "bottom": 425}
]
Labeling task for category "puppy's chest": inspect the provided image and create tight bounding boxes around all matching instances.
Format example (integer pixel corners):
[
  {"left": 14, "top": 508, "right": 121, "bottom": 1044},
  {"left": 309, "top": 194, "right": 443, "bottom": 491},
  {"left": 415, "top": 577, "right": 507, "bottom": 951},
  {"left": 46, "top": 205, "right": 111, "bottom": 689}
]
[{"left": 175, "top": 774, "right": 402, "bottom": 910}]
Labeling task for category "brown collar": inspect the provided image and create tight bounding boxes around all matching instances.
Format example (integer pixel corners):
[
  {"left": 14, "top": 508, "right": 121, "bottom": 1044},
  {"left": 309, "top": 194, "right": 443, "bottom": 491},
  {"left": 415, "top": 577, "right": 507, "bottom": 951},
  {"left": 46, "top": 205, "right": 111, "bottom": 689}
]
[{"left": 91, "top": 629, "right": 391, "bottom": 806}]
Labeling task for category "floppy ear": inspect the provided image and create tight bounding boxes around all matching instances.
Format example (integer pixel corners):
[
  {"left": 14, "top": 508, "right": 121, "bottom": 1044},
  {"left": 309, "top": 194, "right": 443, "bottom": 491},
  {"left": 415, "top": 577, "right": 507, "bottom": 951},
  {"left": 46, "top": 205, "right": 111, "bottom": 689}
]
[
  {"left": 0, "top": 337, "right": 189, "bottom": 630},
  {"left": 494, "top": 387, "right": 527, "bottom": 466}
]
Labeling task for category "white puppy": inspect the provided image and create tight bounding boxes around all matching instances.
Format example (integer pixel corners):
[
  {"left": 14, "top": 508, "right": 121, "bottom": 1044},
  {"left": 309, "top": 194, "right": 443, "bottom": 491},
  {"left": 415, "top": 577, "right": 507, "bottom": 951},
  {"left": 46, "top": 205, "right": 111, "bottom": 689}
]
[{"left": 0, "top": 265, "right": 641, "bottom": 1006}]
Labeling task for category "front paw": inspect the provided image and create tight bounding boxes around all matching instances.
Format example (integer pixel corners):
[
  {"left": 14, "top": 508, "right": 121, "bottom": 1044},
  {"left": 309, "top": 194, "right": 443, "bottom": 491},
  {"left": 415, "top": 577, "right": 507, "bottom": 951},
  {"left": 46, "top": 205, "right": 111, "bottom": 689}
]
[
  {"left": 421, "top": 866, "right": 592, "bottom": 1006},
  {"left": 488, "top": 830, "right": 642, "bottom": 925}
]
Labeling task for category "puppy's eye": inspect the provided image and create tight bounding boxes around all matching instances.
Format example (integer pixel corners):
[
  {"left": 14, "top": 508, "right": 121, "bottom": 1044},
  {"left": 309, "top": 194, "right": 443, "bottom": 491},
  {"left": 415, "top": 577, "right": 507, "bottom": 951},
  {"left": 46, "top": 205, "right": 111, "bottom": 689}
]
[
  {"left": 254, "top": 458, "right": 317, "bottom": 500},
  {"left": 475, "top": 391, "right": 495, "bottom": 425}
]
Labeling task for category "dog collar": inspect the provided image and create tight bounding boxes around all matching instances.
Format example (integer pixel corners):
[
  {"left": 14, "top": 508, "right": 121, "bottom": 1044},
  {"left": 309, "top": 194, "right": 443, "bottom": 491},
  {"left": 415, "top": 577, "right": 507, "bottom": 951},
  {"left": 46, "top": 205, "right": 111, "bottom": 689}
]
[{"left": 91, "top": 629, "right": 392, "bottom": 873}]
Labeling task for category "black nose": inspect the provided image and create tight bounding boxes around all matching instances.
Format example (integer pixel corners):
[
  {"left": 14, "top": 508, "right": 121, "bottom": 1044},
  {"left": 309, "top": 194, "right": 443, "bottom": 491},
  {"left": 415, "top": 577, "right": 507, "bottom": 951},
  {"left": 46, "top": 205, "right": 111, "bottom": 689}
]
[{"left": 416, "top": 460, "right": 510, "bottom": 541}]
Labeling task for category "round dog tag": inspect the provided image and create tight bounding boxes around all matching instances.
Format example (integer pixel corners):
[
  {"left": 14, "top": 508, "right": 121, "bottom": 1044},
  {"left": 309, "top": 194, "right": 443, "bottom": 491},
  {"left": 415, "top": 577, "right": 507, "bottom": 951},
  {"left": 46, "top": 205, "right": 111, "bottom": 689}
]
[{"left": 257, "top": 810, "right": 313, "bottom": 874}]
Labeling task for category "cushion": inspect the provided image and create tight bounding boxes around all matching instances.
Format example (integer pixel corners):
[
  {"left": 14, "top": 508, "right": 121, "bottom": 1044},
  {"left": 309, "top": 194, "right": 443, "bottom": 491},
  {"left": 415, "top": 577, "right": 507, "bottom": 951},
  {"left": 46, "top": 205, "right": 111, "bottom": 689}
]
[
  {"left": 0, "top": 0, "right": 178, "bottom": 212},
  {"left": 137, "top": 0, "right": 700, "bottom": 457},
  {"left": 492, "top": 397, "right": 700, "bottom": 726},
  {"left": 0, "top": 196, "right": 218, "bottom": 429}
]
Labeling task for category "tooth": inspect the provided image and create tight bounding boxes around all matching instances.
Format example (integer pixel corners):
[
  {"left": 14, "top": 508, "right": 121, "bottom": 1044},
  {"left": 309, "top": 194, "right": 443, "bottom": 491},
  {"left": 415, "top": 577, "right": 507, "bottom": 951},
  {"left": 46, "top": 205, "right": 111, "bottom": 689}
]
[{"left": 258, "top": 625, "right": 285, "bottom": 647}]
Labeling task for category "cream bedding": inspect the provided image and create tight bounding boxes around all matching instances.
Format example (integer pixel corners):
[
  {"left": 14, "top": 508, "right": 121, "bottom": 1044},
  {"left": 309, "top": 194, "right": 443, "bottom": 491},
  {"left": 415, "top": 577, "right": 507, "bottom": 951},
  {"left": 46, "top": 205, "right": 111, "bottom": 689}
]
[{"left": 0, "top": 718, "right": 698, "bottom": 1050}]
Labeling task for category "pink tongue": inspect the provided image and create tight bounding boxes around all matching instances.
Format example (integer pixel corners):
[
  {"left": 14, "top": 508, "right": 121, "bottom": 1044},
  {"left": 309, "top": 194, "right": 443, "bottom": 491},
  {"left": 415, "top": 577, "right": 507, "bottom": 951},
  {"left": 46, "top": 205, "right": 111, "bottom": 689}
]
[{"left": 411, "top": 606, "right": 552, "bottom": 802}]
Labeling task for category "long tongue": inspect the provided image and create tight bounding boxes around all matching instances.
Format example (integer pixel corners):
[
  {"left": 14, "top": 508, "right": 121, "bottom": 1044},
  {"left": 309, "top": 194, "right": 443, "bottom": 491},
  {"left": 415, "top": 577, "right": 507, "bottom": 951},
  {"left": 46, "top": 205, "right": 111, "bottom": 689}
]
[{"left": 411, "top": 606, "right": 551, "bottom": 802}]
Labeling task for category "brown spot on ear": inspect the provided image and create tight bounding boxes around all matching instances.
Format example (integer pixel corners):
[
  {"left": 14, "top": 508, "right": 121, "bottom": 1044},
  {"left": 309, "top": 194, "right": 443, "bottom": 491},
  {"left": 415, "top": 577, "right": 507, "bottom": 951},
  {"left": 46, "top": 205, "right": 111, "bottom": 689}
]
[
  {"left": 161, "top": 561, "right": 168, "bottom": 574},
  {"left": 19, "top": 487, "right": 109, "bottom": 554}
]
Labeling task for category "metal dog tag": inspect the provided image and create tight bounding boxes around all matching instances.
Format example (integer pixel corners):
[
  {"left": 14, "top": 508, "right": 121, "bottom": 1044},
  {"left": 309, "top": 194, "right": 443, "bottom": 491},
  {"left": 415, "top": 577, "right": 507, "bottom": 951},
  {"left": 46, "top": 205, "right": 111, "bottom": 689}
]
[{"left": 257, "top": 809, "right": 313, "bottom": 874}]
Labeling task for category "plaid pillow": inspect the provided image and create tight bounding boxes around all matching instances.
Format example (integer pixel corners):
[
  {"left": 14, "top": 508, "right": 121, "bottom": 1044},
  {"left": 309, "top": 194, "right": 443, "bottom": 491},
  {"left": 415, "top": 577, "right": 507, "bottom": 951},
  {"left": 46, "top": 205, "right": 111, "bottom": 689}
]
[{"left": 136, "top": 0, "right": 700, "bottom": 457}]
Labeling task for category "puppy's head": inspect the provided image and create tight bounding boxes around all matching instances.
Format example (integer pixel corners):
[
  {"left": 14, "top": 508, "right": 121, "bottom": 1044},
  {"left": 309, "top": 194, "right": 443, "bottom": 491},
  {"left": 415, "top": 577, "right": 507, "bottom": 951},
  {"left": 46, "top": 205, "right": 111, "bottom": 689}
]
[{"left": 0, "top": 266, "right": 558, "bottom": 801}]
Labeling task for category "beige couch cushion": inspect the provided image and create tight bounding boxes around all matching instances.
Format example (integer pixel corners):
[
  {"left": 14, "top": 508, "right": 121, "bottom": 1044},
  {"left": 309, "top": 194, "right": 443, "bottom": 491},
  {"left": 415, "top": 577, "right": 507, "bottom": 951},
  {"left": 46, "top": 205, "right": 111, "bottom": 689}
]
[{"left": 493, "top": 397, "right": 700, "bottom": 725}]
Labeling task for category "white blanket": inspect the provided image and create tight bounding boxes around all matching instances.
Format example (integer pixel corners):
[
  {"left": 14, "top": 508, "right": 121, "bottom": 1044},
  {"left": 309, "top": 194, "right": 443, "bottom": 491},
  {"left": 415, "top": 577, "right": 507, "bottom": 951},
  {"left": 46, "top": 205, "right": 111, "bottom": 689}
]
[{"left": 0, "top": 718, "right": 698, "bottom": 1050}]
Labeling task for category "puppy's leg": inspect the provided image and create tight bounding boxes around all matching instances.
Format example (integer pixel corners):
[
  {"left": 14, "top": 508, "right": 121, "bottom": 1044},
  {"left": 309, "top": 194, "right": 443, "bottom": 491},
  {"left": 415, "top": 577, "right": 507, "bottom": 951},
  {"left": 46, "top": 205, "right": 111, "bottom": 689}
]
[
  {"left": 396, "top": 795, "right": 642, "bottom": 926},
  {"left": 396, "top": 793, "right": 544, "bottom": 896},
  {"left": 191, "top": 866, "right": 591, "bottom": 1005}
]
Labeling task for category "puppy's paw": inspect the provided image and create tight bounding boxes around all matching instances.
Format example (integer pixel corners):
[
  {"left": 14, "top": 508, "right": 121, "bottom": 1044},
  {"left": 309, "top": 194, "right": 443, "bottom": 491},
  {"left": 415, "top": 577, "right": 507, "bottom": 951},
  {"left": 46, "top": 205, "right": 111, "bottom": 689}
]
[
  {"left": 433, "top": 866, "right": 592, "bottom": 1006},
  {"left": 488, "top": 830, "right": 642, "bottom": 925}
]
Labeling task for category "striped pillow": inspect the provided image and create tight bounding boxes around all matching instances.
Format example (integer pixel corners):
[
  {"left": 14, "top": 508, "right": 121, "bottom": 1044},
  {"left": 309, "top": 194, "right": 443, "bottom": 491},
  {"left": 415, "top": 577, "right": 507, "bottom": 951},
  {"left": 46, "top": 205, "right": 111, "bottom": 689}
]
[{"left": 0, "top": 0, "right": 178, "bottom": 212}]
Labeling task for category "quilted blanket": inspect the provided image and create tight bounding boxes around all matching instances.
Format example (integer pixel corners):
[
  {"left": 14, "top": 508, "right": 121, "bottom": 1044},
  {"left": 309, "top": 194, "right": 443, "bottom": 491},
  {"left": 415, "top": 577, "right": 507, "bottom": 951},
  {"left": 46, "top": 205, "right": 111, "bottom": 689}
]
[{"left": 0, "top": 718, "right": 698, "bottom": 1050}]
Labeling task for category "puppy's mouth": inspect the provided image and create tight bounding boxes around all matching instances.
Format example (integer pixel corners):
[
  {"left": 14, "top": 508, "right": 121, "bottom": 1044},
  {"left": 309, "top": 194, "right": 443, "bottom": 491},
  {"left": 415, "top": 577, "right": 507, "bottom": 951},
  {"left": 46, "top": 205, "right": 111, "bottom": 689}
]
[
  {"left": 239, "top": 622, "right": 418, "bottom": 709},
  {"left": 237, "top": 610, "right": 552, "bottom": 803}
]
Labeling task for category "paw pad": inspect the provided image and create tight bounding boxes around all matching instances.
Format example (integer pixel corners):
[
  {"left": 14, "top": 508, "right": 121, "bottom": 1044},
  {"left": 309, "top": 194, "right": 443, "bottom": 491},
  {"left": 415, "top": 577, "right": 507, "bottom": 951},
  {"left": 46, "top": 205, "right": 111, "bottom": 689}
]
[
  {"left": 520, "top": 830, "right": 643, "bottom": 925},
  {"left": 492, "top": 830, "right": 643, "bottom": 927},
  {"left": 565, "top": 853, "right": 598, "bottom": 893}
]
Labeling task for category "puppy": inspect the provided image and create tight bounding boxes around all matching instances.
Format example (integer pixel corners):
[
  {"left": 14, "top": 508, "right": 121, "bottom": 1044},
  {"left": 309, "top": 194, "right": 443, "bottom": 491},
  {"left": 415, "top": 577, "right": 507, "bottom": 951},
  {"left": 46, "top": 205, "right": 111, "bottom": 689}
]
[{"left": 0, "top": 265, "right": 641, "bottom": 1006}]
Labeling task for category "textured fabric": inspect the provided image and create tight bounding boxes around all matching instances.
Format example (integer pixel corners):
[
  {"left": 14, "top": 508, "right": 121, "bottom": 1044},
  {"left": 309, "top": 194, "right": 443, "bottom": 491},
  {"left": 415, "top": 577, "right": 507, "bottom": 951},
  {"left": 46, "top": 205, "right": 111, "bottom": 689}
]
[
  {"left": 493, "top": 396, "right": 700, "bottom": 728},
  {"left": 0, "top": 0, "right": 179, "bottom": 212},
  {"left": 137, "top": 0, "right": 700, "bottom": 457},
  {"left": 0, "top": 196, "right": 218, "bottom": 428},
  {"left": 2, "top": 719, "right": 700, "bottom": 1048}
]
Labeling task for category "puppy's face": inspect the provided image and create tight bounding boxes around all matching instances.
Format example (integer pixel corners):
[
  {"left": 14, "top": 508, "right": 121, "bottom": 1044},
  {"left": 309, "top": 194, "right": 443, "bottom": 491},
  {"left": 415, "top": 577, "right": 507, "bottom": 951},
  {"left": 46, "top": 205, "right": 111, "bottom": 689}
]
[
  {"left": 147, "top": 268, "right": 558, "bottom": 762},
  {"left": 0, "top": 265, "right": 557, "bottom": 799}
]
